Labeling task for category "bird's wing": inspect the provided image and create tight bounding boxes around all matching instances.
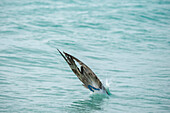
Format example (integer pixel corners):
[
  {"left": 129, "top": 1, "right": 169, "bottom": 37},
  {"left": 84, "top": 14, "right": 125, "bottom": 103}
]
[{"left": 57, "top": 49, "right": 104, "bottom": 90}]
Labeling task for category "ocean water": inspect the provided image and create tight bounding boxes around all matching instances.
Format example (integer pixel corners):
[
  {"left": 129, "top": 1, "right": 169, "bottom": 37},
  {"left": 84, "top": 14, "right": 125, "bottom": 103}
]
[{"left": 0, "top": 0, "right": 170, "bottom": 112}]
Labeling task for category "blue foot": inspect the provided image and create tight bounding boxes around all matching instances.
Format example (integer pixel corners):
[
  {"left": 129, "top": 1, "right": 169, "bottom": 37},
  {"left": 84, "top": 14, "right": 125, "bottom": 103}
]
[{"left": 88, "top": 85, "right": 100, "bottom": 92}]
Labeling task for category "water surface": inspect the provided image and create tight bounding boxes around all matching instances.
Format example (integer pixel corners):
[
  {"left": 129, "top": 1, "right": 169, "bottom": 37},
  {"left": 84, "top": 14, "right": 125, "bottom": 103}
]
[{"left": 0, "top": 0, "right": 170, "bottom": 112}]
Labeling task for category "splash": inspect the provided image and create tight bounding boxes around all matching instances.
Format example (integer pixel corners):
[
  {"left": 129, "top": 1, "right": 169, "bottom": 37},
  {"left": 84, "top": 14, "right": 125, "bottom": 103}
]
[
  {"left": 105, "top": 78, "right": 111, "bottom": 95},
  {"left": 106, "top": 78, "right": 110, "bottom": 88},
  {"left": 90, "top": 78, "right": 111, "bottom": 96}
]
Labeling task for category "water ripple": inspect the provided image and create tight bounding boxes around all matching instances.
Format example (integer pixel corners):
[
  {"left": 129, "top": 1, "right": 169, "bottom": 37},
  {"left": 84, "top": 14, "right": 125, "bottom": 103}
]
[{"left": 1, "top": 0, "right": 170, "bottom": 112}]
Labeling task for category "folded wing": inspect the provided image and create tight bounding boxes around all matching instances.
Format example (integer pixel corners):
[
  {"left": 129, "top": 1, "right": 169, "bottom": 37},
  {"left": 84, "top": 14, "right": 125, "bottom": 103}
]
[{"left": 57, "top": 49, "right": 108, "bottom": 93}]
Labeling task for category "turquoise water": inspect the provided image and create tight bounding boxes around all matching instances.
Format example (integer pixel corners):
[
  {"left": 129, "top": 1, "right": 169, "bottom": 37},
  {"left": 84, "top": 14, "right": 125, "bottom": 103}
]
[{"left": 0, "top": 0, "right": 170, "bottom": 112}]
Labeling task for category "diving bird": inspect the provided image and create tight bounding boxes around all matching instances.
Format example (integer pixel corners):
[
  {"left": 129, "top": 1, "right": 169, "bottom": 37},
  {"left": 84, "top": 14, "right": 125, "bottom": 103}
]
[{"left": 57, "top": 49, "right": 110, "bottom": 95}]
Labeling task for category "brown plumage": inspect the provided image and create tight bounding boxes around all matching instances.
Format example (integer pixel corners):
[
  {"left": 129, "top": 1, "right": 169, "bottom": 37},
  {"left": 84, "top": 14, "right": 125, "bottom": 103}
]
[{"left": 57, "top": 49, "right": 109, "bottom": 95}]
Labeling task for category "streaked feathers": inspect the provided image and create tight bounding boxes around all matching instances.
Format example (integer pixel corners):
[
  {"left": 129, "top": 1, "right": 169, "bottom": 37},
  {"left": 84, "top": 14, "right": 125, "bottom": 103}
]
[{"left": 58, "top": 49, "right": 109, "bottom": 95}]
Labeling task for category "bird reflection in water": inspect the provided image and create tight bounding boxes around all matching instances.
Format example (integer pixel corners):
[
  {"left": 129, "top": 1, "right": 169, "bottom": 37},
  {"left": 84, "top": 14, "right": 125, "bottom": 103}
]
[{"left": 68, "top": 94, "right": 109, "bottom": 113}]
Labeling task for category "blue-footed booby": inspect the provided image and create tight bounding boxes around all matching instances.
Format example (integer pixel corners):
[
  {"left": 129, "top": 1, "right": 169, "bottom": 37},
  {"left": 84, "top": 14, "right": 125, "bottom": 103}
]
[{"left": 58, "top": 49, "right": 110, "bottom": 95}]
